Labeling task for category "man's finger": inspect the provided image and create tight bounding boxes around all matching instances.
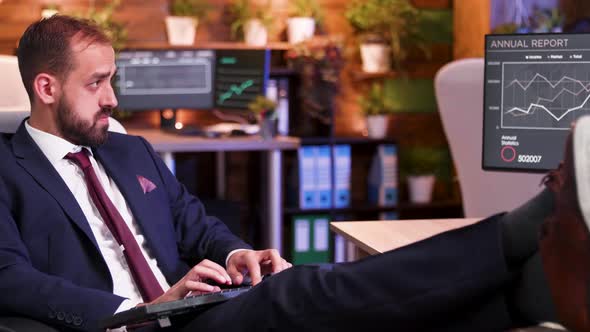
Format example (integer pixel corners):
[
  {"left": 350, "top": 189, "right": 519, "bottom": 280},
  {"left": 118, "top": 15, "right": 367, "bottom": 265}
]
[
  {"left": 245, "top": 254, "right": 262, "bottom": 285},
  {"left": 189, "top": 265, "right": 228, "bottom": 286},
  {"left": 264, "top": 249, "right": 283, "bottom": 274},
  {"left": 184, "top": 280, "right": 221, "bottom": 293},
  {"left": 199, "top": 259, "right": 232, "bottom": 284}
]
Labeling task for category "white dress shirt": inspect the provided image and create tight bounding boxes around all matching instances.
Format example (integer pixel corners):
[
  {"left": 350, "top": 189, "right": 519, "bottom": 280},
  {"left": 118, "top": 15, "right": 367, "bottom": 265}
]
[{"left": 25, "top": 122, "right": 170, "bottom": 312}]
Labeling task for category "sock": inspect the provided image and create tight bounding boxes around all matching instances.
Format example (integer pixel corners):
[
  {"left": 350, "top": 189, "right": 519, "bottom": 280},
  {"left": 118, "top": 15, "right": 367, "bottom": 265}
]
[{"left": 500, "top": 188, "right": 555, "bottom": 268}]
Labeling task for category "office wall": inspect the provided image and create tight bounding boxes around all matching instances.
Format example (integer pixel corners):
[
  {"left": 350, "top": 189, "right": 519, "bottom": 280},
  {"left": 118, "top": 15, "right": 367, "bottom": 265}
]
[
  {"left": 0, "top": 0, "right": 354, "bottom": 54},
  {"left": 0, "top": 0, "right": 452, "bottom": 138}
]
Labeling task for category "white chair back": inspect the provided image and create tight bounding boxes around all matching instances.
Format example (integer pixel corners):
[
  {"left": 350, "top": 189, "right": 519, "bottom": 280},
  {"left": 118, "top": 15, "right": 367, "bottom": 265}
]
[
  {"left": 434, "top": 58, "right": 544, "bottom": 218},
  {"left": 0, "top": 55, "right": 31, "bottom": 112}
]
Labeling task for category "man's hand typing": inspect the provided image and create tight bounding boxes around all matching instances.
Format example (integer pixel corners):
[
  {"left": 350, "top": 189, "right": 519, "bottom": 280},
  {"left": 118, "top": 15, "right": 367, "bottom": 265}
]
[
  {"left": 226, "top": 249, "right": 292, "bottom": 286},
  {"left": 148, "top": 259, "right": 232, "bottom": 305}
]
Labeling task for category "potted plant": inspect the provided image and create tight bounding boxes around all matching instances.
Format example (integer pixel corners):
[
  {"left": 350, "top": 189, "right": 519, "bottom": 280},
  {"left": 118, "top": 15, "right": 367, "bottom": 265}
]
[
  {"left": 166, "top": 0, "right": 211, "bottom": 45},
  {"left": 358, "top": 82, "right": 394, "bottom": 139},
  {"left": 285, "top": 37, "right": 344, "bottom": 136},
  {"left": 248, "top": 96, "right": 277, "bottom": 139},
  {"left": 72, "top": 0, "right": 127, "bottom": 51},
  {"left": 41, "top": 3, "right": 59, "bottom": 18},
  {"left": 345, "top": 0, "right": 425, "bottom": 73},
  {"left": 287, "top": 0, "right": 324, "bottom": 44},
  {"left": 228, "top": 0, "right": 273, "bottom": 46},
  {"left": 401, "top": 148, "right": 442, "bottom": 204}
]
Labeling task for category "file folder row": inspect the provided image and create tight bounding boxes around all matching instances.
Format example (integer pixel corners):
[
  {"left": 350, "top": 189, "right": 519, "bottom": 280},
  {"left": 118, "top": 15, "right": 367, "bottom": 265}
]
[
  {"left": 368, "top": 144, "right": 398, "bottom": 207},
  {"left": 291, "top": 214, "right": 331, "bottom": 264},
  {"left": 297, "top": 145, "right": 351, "bottom": 209}
]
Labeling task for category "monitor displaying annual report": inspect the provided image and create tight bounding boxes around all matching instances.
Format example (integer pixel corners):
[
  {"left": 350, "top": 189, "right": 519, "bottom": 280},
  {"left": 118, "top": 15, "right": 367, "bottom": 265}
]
[{"left": 483, "top": 33, "right": 590, "bottom": 172}]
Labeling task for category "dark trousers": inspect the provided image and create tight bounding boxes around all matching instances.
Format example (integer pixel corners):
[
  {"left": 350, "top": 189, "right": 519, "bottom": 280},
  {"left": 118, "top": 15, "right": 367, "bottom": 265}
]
[{"left": 177, "top": 215, "right": 515, "bottom": 332}]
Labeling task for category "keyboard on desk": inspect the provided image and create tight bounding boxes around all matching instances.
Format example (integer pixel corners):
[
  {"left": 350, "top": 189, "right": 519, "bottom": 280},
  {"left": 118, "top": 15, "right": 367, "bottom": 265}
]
[{"left": 100, "top": 286, "right": 253, "bottom": 329}]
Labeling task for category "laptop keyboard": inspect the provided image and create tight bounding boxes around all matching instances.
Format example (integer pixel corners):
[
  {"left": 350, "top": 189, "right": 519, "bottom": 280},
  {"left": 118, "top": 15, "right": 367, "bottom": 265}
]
[{"left": 101, "top": 286, "right": 253, "bottom": 329}]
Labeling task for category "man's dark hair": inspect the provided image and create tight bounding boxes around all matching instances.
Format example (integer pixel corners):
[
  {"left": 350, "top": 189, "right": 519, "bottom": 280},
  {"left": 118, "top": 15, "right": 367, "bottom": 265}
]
[{"left": 16, "top": 15, "right": 111, "bottom": 102}]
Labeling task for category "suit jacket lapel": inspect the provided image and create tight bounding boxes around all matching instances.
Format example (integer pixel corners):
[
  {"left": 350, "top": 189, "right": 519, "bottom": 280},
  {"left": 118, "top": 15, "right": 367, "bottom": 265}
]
[
  {"left": 11, "top": 123, "right": 100, "bottom": 251},
  {"left": 93, "top": 146, "right": 162, "bottom": 260}
]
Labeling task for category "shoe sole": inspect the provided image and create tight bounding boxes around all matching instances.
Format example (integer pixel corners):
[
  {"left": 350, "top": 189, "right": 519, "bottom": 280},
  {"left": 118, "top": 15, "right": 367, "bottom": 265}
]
[{"left": 574, "top": 115, "right": 590, "bottom": 231}]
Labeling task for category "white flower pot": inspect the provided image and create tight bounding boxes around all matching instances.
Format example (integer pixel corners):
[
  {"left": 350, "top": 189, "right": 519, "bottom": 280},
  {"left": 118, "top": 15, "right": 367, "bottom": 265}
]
[
  {"left": 244, "top": 19, "right": 268, "bottom": 46},
  {"left": 41, "top": 9, "right": 59, "bottom": 19},
  {"left": 165, "top": 16, "right": 198, "bottom": 46},
  {"left": 360, "top": 43, "right": 391, "bottom": 73},
  {"left": 366, "top": 115, "right": 388, "bottom": 139},
  {"left": 407, "top": 175, "right": 435, "bottom": 203},
  {"left": 287, "top": 17, "right": 315, "bottom": 44}
]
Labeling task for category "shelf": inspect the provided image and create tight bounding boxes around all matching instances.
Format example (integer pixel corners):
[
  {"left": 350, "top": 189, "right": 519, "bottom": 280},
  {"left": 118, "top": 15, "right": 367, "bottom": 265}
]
[
  {"left": 284, "top": 200, "right": 462, "bottom": 216},
  {"left": 125, "top": 41, "right": 292, "bottom": 51},
  {"left": 269, "top": 68, "right": 298, "bottom": 76},
  {"left": 284, "top": 205, "right": 396, "bottom": 216},
  {"left": 299, "top": 136, "right": 397, "bottom": 145},
  {"left": 350, "top": 61, "right": 449, "bottom": 81}
]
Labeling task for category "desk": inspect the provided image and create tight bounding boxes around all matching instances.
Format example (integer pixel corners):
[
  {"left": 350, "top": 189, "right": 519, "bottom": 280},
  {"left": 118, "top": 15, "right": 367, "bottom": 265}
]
[
  {"left": 330, "top": 218, "right": 481, "bottom": 259},
  {"left": 128, "top": 128, "right": 300, "bottom": 251}
]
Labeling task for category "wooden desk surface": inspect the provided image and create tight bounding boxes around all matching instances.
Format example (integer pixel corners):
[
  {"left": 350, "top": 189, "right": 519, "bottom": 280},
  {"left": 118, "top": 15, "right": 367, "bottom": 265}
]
[
  {"left": 330, "top": 218, "right": 481, "bottom": 255},
  {"left": 127, "top": 128, "right": 300, "bottom": 153}
]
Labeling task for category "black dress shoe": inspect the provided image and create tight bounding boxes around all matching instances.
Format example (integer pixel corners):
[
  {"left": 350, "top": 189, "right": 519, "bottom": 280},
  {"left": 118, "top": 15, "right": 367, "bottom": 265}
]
[{"left": 540, "top": 116, "right": 590, "bottom": 332}]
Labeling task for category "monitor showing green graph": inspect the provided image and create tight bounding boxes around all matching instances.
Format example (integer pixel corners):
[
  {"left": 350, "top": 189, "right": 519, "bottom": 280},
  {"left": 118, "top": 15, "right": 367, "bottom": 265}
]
[{"left": 214, "top": 49, "right": 270, "bottom": 109}]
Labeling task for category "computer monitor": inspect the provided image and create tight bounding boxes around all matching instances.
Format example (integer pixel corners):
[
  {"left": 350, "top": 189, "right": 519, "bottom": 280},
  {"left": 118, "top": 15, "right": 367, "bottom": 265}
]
[
  {"left": 214, "top": 49, "right": 270, "bottom": 109},
  {"left": 114, "top": 49, "right": 215, "bottom": 110},
  {"left": 483, "top": 33, "right": 590, "bottom": 172},
  {"left": 114, "top": 48, "right": 270, "bottom": 110}
]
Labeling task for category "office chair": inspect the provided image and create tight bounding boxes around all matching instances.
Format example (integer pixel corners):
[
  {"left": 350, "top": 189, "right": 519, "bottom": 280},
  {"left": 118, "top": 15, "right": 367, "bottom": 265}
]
[
  {"left": 436, "top": 59, "right": 570, "bottom": 332},
  {"left": 0, "top": 55, "right": 30, "bottom": 113},
  {"left": 434, "top": 58, "right": 544, "bottom": 218}
]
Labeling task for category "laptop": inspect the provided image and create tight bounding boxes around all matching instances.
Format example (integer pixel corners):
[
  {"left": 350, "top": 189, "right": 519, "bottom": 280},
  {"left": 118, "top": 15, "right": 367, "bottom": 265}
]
[{"left": 100, "top": 286, "right": 252, "bottom": 329}]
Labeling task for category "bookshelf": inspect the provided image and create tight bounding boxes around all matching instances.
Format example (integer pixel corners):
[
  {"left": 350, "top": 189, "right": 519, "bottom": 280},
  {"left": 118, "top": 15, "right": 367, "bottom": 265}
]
[{"left": 282, "top": 135, "right": 463, "bottom": 263}]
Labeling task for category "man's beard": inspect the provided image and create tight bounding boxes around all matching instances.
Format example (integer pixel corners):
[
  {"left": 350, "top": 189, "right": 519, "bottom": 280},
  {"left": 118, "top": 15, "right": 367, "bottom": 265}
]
[{"left": 56, "top": 97, "right": 110, "bottom": 147}]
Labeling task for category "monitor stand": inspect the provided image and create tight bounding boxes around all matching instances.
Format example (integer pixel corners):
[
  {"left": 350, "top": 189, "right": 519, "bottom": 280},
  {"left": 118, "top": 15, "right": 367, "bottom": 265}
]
[
  {"left": 160, "top": 109, "right": 177, "bottom": 131},
  {"left": 159, "top": 109, "right": 217, "bottom": 137}
]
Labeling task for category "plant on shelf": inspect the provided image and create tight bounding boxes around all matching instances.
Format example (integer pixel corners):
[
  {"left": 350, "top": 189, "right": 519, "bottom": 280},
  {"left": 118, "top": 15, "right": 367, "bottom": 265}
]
[
  {"left": 345, "top": 0, "right": 427, "bottom": 73},
  {"left": 228, "top": 0, "right": 273, "bottom": 46},
  {"left": 400, "top": 147, "right": 448, "bottom": 203},
  {"left": 285, "top": 36, "right": 345, "bottom": 136},
  {"left": 287, "top": 0, "right": 324, "bottom": 44},
  {"left": 166, "top": 0, "right": 211, "bottom": 45},
  {"left": 358, "top": 82, "right": 394, "bottom": 139},
  {"left": 289, "top": 0, "right": 324, "bottom": 22},
  {"left": 169, "top": 0, "right": 211, "bottom": 18},
  {"left": 248, "top": 96, "right": 278, "bottom": 139},
  {"left": 41, "top": 3, "right": 60, "bottom": 18},
  {"left": 72, "top": 0, "right": 127, "bottom": 50}
]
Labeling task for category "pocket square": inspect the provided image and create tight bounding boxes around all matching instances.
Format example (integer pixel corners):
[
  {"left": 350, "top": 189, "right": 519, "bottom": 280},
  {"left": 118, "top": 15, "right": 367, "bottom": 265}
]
[{"left": 137, "top": 175, "right": 157, "bottom": 194}]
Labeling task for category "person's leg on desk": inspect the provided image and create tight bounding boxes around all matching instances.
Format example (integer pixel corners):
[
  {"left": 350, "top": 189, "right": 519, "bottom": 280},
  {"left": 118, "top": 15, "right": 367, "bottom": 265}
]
[{"left": 180, "top": 214, "right": 514, "bottom": 332}]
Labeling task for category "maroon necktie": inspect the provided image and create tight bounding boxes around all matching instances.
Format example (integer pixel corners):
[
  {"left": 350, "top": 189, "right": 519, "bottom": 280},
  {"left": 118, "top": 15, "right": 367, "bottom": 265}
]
[{"left": 65, "top": 150, "right": 164, "bottom": 302}]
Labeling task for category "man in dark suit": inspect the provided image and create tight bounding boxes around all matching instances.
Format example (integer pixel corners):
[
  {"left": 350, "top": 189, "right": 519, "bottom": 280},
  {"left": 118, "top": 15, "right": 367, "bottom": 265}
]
[{"left": 0, "top": 14, "right": 574, "bottom": 332}]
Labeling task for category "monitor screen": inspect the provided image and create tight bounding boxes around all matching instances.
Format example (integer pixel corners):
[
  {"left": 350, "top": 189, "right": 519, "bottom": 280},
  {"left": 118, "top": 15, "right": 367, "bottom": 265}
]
[
  {"left": 114, "top": 49, "right": 215, "bottom": 110},
  {"left": 214, "top": 49, "right": 270, "bottom": 109},
  {"left": 483, "top": 33, "right": 590, "bottom": 172}
]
